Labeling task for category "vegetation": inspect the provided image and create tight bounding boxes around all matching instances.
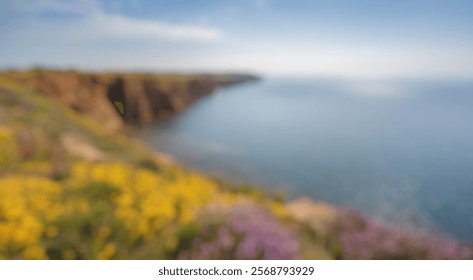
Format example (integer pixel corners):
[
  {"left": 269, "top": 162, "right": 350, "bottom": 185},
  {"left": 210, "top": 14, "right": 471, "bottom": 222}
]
[{"left": 0, "top": 71, "right": 471, "bottom": 260}]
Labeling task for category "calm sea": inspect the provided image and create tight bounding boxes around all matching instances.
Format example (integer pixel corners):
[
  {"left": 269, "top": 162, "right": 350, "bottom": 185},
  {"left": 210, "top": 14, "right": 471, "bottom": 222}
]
[{"left": 140, "top": 78, "right": 473, "bottom": 242}]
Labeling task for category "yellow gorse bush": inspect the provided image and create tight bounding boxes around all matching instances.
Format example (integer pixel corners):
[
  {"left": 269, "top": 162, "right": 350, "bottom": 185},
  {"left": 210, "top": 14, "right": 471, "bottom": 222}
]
[
  {"left": 0, "top": 161, "right": 218, "bottom": 259},
  {"left": 0, "top": 176, "right": 62, "bottom": 259},
  {"left": 0, "top": 159, "right": 287, "bottom": 259},
  {"left": 71, "top": 161, "right": 218, "bottom": 240}
]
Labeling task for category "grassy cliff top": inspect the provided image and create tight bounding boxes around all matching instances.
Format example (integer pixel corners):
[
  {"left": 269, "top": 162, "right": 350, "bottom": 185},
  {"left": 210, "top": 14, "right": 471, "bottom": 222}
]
[{"left": 1, "top": 68, "right": 259, "bottom": 83}]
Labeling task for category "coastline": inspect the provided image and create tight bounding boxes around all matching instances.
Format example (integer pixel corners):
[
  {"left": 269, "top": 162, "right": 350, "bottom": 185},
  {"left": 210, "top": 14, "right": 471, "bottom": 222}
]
[
  {"left": 0, "top": 69, "right": 259, "bottom": 132},
  {"left": 0, "top": 69, "right": 471, "bottom": 260}
]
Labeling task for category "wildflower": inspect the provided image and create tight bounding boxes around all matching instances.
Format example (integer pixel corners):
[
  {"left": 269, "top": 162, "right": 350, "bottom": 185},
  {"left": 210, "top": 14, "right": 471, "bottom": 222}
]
[{"left": 179, "top": 203, "right": 300, "bottom": 260}]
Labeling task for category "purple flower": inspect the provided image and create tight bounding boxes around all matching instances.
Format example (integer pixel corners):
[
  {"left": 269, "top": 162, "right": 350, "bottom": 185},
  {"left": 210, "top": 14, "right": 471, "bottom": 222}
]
[
  {"left": 179, "top": 203, "right": 300, "bottom": 260},
  {"left": 333, "top": 210, "right": 472, "bottom": 260}
]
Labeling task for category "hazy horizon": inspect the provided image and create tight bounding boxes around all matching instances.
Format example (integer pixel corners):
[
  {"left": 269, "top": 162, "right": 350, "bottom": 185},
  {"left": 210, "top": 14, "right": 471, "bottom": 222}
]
[{"left": 2, "top": 0, "right": 473, "bottom": 79}]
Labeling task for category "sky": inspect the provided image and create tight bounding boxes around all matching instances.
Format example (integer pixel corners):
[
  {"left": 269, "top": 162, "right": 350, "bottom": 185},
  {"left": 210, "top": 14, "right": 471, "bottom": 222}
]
[{"left": 1, "top": 0, "right": 473, "bottom": 78}]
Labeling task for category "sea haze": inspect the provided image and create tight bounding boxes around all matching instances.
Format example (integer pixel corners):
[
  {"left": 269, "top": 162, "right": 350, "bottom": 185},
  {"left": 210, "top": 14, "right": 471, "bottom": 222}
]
[{"left": 140, "top": 77, "right": 473, "bottom": 242}]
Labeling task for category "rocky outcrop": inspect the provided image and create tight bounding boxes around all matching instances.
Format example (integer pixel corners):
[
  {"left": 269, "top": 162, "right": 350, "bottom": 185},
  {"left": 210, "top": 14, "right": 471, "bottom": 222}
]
[{"left": 7, "top": 71, "right": 258, "bottom": 132}]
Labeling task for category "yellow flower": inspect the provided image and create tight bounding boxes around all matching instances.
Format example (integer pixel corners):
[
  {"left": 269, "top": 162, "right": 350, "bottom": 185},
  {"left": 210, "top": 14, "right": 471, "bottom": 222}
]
[
  {"left": 97, "top": 243, "right": 117, "bottom": 260},
  {"left": 0, "top": 175, "right": 61, "bottom": 259},
  {"left": 22, "top": 245, "right": 47, "bottom": 260}
]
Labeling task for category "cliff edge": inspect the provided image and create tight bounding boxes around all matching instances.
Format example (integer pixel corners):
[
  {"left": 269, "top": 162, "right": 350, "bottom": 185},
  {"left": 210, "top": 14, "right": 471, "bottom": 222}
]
[{"left": 3, "top": 70, "right": 258, "bottom": 132}]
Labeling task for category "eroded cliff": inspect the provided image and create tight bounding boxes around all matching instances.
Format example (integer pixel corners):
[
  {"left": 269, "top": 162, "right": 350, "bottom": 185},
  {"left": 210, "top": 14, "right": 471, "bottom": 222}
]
[{"left": 3, "top": 70, "right": 257, "bottom": 132}]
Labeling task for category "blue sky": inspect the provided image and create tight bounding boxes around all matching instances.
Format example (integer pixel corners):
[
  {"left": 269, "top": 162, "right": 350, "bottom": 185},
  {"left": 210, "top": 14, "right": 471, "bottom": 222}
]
[{"left": 1, "top": 0, "right": 473, "bottom": 78}]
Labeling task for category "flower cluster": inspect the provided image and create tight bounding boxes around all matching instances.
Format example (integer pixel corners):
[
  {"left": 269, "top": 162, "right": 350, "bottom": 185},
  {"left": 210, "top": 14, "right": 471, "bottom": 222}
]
[
  {"left": 0, "top": 160, "right": 253, "bottom": 259},
  {"left": 179, "top": 203, "right": 300, "bottom": 260},
  {"left": 333, "top": 211, "right": 472, "bottom": 260},
  {"left": 0, "top": 176, "right": 62, "bottom": 259},
  {"left": 70, "top": 161, "right": 219, "bottom": 242}
]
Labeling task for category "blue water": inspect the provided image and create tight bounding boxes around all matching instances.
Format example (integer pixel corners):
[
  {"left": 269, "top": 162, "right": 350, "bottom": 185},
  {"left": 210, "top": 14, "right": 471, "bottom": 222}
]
[{"left": 140, "top": 78, "right": 473, "bottom": 242}]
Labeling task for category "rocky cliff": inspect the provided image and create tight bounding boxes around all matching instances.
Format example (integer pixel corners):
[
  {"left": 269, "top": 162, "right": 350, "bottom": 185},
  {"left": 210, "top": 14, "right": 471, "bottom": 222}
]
[{"left": 3, "top": 70, "right": 258, "bottom": 132}]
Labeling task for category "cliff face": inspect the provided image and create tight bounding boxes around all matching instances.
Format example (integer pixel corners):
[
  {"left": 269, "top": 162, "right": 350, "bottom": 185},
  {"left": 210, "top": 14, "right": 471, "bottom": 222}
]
[{"left": 5, "top": 71, "right": 257, "bottom": 132}]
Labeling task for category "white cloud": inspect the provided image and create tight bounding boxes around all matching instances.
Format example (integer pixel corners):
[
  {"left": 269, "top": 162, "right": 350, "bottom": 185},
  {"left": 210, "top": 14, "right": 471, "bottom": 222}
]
[
  {"left": 84, "top": 12, "right": 222, "bottom": 41},
  {"left": 4, "top": 0, "right": 222, "bottom": 42}
]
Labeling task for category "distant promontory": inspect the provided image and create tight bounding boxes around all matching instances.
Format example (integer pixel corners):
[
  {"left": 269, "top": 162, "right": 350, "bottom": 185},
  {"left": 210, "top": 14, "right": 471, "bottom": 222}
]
[{"left": 2, "top": 70, "right": 259, "bottom": 132}]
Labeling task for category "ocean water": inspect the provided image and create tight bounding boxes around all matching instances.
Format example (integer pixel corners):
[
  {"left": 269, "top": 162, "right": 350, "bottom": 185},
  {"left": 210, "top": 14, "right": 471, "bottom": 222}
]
[{"left": 139, "top": 78, "right": 473, "bottom": 242}]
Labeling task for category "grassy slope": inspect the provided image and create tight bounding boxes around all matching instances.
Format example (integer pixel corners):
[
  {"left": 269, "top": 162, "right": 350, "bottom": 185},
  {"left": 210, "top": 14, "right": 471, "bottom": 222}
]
[
  {"left": 0, "top": 73, "right": 470, "bottom": 260},
  {"left": 0, "top": 74, "right": 295, "bottom": 260}
]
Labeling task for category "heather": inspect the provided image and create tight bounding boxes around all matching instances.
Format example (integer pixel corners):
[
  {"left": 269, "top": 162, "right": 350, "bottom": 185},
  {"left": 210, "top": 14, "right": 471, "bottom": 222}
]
[
  {"left": 178, "top": 203, "right": 300, "bottom": 260},
  {"left": 331, "top": 211, "right": 472, "bottom": 259}
]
